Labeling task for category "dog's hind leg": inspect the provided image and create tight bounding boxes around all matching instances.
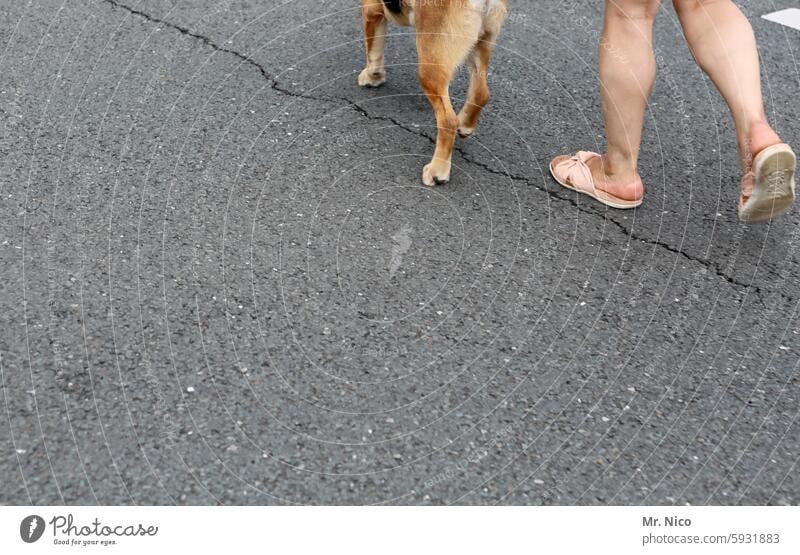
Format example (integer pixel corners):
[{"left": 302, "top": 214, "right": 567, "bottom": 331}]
[
  {"left": 358, "top": 0, "right": 388, "bottom": 87},
  {"left": 458, "top": 38, "right": 494, "bottom": 137},
  {"left": 416, "top": 12, "right": 481, "bottom": 185},
  {"left": 458, "top": 10, "right": 505, "bottom": 137}
]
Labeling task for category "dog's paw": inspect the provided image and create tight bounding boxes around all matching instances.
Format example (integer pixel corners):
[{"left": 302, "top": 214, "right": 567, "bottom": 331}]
[
  {"left": 422, "top": 161, "right": 451, "bottom": 186},
  {"left": 358, "top": 68, "right": 386, "bottom": 88},
  {"left": 457, "top": 112, "right": 476, "bottom": 138},
  {"left": 457, "top": 126, "right": 475, "bottom": 138}
]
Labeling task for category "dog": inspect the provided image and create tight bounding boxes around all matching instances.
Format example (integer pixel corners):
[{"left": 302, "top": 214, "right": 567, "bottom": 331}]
[{"left": 358, "top": 0, "right": 508, "bottom": 186}]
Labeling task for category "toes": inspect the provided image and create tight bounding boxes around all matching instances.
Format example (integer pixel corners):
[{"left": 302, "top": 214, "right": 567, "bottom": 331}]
[
  {"left": 422, "top": 167, "right": 435, "bottom": 187},
  {"left": 422, "top": 163, "right": 451, "bottom": 186},
  {"left": 550, "top": 155, "right": 572, "bottom": 167},
  {"left": 357, "top": 69, "right": 386, "bottom": 88},
  {"left": 456, "top": 113, "right": 475, "bottom": 138}
]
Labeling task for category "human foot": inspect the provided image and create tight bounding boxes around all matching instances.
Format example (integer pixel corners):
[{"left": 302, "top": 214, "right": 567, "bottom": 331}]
[
  {"left": 742, "top": 120, "right": 782, "bottom": 171},
  {"left": 738, "top": 121, "right": 796, "bottom": 224},
  {"left": 549, "top": 151, "right": 643, "bottom": 209},
  {"left": 739, "top": 144, "right": 796, "bottom": 224},
  {"left": 585, "top": 154, "right": 644, "bottom": 203}
]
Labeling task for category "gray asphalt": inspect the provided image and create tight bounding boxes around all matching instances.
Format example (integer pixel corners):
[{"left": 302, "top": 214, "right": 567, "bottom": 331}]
[{"left": 1, "top": 0, "right": 799, "bottom": 505}]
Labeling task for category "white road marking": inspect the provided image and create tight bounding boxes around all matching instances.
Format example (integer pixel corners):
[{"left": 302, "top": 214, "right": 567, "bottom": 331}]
[{"left": 762, "top": 8, "right": 800, "bottom": 31}]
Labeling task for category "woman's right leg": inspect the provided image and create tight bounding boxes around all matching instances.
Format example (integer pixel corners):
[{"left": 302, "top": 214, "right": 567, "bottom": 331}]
[{"left": 585, "top": 0, "right": 663, "bottom": 201}]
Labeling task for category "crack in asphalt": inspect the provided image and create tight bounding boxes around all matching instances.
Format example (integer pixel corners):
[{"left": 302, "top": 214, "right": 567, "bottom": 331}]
[{"left": 102, "top": 0, "right": 785, "bottom": 304}]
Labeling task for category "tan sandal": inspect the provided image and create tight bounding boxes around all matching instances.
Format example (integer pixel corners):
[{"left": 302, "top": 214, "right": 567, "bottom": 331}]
[
  {"left": 550, "top": 151, "right": 643, "bottom": 209},
  {"left": 738, "top": 143, "right": 796, "bottom": 224}
]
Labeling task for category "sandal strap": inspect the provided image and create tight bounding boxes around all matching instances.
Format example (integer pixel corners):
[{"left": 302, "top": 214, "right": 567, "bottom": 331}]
[{"left": 558, "top": 151, "right": 600, "bottom": 195}]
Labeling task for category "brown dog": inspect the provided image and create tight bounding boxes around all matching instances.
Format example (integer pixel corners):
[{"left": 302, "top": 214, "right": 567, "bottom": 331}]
[{"left": 358, "top": 0, "right": 508, "bottom": 185}]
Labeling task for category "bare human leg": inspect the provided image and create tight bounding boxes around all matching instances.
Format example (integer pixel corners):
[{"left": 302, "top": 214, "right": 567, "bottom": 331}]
[
  {"left": 585, "top": 0, "right": 663, "bottom": 202},
  {"left": 673, "top": 0, "right": 781, "bottom": 172}
]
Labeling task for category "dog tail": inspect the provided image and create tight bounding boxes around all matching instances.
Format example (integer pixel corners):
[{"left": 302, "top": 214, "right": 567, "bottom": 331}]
[{"left": 382, "top": 0, "right": 402, "bottom": 13}]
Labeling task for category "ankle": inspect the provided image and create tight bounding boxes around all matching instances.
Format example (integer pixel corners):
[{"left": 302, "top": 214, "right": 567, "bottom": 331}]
[
  {"left": 585, "top": 153, "right": 644, "bottom": 201},
  {"left": 594, "top": 154, "right": 638, "bottom": 183},
  {"left": 742, "top": 120, "right": 782, "bottom": 170}
]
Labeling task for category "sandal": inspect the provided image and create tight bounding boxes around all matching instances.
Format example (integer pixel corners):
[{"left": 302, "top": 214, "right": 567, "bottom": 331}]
[
  {"left": 738, "top": 143, "right": 796, "bottom": 224},
  {"left": 550, "top": 151, "right": 643, "bottom": 209}
]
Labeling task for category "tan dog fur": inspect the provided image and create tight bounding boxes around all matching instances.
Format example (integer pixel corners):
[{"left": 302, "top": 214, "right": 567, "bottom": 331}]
[{"left": 358, "top": 0, "right": 508, "bottom": 186}]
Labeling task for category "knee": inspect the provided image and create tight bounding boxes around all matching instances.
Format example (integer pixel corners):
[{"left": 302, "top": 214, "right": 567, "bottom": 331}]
[
  {"left": 605, "top": 0, "right": 661, "bottom": 21},
  {"left": 672, "top": 0, "right": 696, "bottom": 17},
  {"left": 472, "top": 80, "right": 490, "bottom": 107},
  {"left": 477, "top": 88, "right": 490, "bottom": 107},
  {"left": 418, "top": 64, "right": 448, "bottom": 97},
  {"left": 672, "top": 0, "right": 726, "bottom": 17},
  {"left": 361, "top": 0, "right": 385, "bottom": 19}
]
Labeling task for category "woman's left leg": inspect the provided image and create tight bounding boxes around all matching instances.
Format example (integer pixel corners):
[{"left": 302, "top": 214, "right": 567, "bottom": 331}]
[
  {"left": 674, "top": 0, "right": 796, "bottom": 222},
  {"left": 672, "top": 0, "right": 780, "bottom": 171}
]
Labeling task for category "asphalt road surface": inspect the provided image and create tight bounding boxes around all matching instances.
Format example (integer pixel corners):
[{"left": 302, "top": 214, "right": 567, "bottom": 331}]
[{"left": 2, "top": 0, "right": 799, "bottom": 505}]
